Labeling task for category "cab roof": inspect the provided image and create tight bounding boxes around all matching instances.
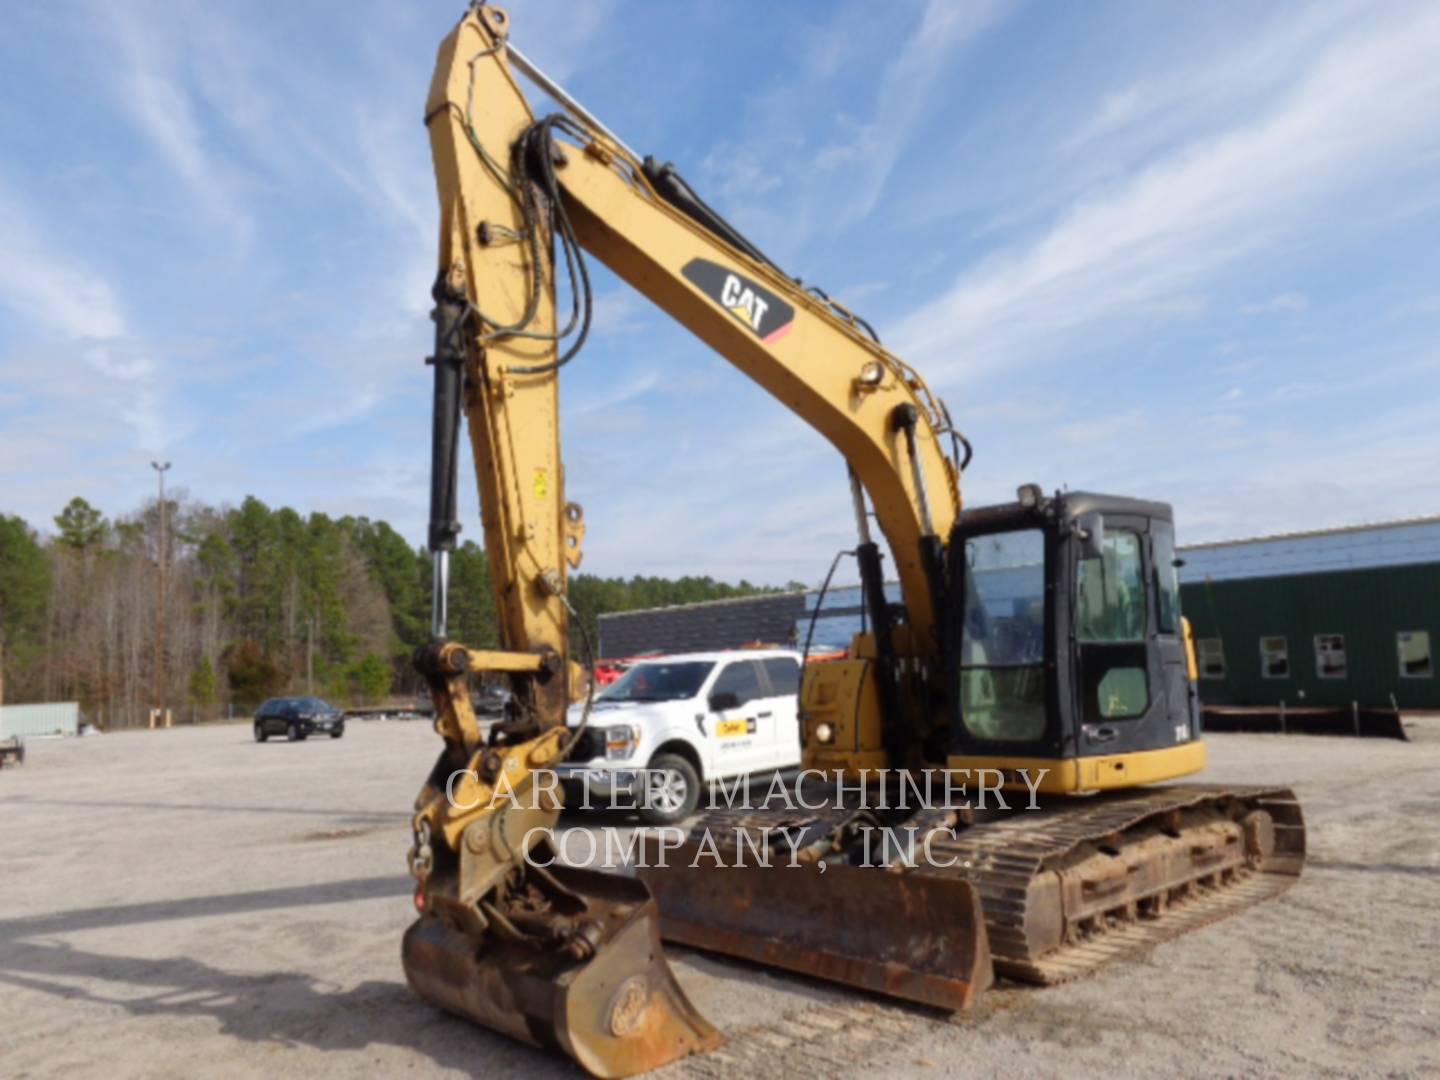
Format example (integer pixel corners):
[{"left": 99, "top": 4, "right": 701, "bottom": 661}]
[{"left": 954, "top": 490, "right": 1174, "bottom": 534}]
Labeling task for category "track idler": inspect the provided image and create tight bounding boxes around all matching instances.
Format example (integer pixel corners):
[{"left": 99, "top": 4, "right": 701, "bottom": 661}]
[{"left": 403, "top": 865, "right": 720, "bottom": 1079}]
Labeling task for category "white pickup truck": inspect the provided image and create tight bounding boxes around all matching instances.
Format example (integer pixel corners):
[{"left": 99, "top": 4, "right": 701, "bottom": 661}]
[{"left": 557, "top": 649, "right": 803, "bottom": 825}]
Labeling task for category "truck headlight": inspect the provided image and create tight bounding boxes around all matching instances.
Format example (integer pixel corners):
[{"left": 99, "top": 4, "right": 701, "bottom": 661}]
[
  {"left": 604, "top": 724, "right": 641, "bottom": 760},
  {"left": 814, "top": 721, "right": 835, "bottom": 745}
]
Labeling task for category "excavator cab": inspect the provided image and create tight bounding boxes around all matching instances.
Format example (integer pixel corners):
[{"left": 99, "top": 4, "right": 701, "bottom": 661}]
[{"left": 947, "top": 490, "right": 1206, "bottom": 793}]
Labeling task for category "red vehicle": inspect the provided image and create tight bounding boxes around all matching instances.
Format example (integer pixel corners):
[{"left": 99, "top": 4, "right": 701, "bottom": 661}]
[
  {"left": 592, "top": 661, "right": 627, "bottom": 686},
  {"left": 593, "top": 651, "right": 664, "bottom": 686}
]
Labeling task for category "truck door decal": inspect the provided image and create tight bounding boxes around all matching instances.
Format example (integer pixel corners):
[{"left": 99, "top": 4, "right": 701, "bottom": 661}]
[{"left": 715, "top": 717, "right": 758, "bottom": 738}]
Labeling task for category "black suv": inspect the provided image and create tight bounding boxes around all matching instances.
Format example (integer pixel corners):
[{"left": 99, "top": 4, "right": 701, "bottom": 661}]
[{"left": 253, "top": 697, "right": 346, "bottom": 742}]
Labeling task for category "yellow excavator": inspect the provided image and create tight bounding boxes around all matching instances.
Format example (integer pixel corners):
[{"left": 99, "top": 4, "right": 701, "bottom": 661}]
[{"left": 403, "top": 6, "right": 1306, "bottom": 1076}]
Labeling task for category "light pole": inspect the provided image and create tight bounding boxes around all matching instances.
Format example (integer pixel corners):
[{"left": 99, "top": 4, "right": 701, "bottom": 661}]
[{"left": 152, "top": 461, "right": 171, "bottom": 723}]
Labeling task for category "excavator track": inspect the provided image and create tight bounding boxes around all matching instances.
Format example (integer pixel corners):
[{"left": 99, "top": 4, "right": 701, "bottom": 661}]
[
  {"left": 639, "top": 784, "right": 1303, "bottom": 1005},
  {"left": 917, "top": 784, "right": 1305, "bottom": 984}
]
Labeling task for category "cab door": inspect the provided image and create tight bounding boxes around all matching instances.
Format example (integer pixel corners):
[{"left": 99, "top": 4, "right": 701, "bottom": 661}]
[
  {"left": 705, "top": 660, "right": 767, "bottom": 776},
  {"left": 1072, "top": 517, "right": 1188, "bottom": 755}
]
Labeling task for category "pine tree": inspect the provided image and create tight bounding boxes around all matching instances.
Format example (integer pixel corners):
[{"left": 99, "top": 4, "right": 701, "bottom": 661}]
[
  {"left": 189, "top": 656, "right": 218, "bottom": 706},
  {"left": 54, "top": 497, "right": 108, "bottom": 550}
]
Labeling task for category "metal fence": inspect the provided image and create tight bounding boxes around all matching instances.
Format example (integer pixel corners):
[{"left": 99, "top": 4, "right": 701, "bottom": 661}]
[{"left": 0, "top": 702, "right": 81, "bottom": 738}]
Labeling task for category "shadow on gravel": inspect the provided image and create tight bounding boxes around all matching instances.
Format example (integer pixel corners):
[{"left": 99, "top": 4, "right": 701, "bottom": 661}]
[
  {"left": 0, "top": 794, "right": 409, "bottom": 823},
  {"left": 0, "top": 876, "right": 570, "bottom": 1075},
  {"left": 0, "top": 876, "right": 411, "bottom": 939},
  {"left": 0, "top": 939, "right": 563, "bottom": 1075},
  {"left": 1306, "top": 858, "right": 1440, "bottom": 878}
]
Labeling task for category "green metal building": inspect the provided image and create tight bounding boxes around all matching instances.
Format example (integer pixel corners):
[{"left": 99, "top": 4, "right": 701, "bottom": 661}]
[{"left": 1179, "top": 517, "right": 1440, "bottom": 711}]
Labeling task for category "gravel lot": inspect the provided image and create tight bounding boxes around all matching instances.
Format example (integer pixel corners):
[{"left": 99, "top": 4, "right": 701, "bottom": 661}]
[{"left": 1, "top": 719, "right": 1436, "bottom": 1079}]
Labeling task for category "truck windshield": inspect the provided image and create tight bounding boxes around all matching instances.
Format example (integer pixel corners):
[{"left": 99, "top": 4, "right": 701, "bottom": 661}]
[
  {"left": 958, "top": 529, "right": 1048, "bottom": 743},
  {"left": 598, "top": 661, "right": 715, "bottom": 703}
]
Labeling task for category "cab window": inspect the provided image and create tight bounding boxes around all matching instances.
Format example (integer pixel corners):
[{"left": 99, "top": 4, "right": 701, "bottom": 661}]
[
  {"left": 1076, "top": 531, "right": 1147, "bottom": 642},
  {"left": 958, "top": 528, "right": 1048, "bottom": 743},
  {"left": 1096, "top": 668, "right": 1148, "bottom": 719},
  {"left": 1151, "top": 522, "right": 1181, "bottom": 634},
  {"left": 710, "top": 661, "right": 764, "bottom": 707}
]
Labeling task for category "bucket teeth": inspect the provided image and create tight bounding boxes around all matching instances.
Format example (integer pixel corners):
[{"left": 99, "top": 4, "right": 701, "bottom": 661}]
[{"left": 403, "top": 867, "right": 720, "bottom": 1079}]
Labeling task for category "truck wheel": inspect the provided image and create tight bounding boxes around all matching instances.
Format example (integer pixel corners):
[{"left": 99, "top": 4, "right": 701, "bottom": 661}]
[
  {"left": 330, "top": 728, "right": 344, "bottom": 739},
  {"left": 639, "top": 754, "right": 700, "bottom": 826},
  {"left": 254, "top": 723, "right": 267, "bottom": 743},
  {"left": 288, "top": 723, "right": 304, "bottom": 742}
]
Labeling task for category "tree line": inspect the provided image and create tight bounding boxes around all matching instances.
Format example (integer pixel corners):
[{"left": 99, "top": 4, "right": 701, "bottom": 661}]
[{"left": 0, "top": 495, "right": 787, "bottom": 727}]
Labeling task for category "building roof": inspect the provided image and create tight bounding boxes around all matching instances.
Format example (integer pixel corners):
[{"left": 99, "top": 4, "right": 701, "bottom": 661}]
[
  {"left": 596, "top": 592, "right": 807, "bottom": 659},
  {"left": 596, "top": 589, "right": 806, "bottom": 621},
  {"left": 1177, "top": 514, "right": 1440, "bottom": 584}
]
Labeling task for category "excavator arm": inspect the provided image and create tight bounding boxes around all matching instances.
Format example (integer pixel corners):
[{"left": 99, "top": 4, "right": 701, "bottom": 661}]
[
  {"left": 420, "top": 1, "right": 964, "bottom": 756},
  {"left": 403, "top": 6, "right": 975, "bottom": 1075}
]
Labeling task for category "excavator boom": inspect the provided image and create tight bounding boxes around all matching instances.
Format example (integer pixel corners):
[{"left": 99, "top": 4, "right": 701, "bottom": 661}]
[{"left": 404, "top": 6, "right": 975, "bottom": 1071}]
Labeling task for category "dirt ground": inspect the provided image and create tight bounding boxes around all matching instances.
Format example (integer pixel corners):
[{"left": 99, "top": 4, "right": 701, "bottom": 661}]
[{"left": 1, "top": 719, "right": 1436, "bottom": 1079}]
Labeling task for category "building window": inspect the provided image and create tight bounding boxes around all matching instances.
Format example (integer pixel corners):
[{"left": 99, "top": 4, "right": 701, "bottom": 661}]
[
  {"left": 1315, "top": 634, "right": 1347, "bottom": 679},
  {"left": 1197, "top": 638, "right": 1226, "bottom": 679},
  {"left": 1397, "top": 631, "right": 1433, "bottom": 679},
  {"left": 1260, "top": 636, "right": 1290, "bottom": 679}
]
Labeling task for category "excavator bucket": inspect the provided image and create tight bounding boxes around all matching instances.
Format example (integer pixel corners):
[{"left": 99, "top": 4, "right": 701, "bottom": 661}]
[
  {"left": 637, "top": 849, "right": 992, "bottom": 1012},
  {"left": 403, "top": 866, "right": 721, "bottom": 1078}
]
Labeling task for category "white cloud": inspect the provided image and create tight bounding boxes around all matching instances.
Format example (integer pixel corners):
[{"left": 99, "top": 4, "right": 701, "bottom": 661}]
[
  {"left": 0, "top": 180, "right": 179, "bottom": 462},
  {"left": 565, "top": 371, "right": 661, "bottom": 420},
  {"left": 893, "top": 4, "right": 1440, "bottom": 380},
  {"left": 1064, "top": 88, "right": 1145, "bottom": 149},
  {"left": 838, "top": 280, "right": 891, "bottom": 303},
  {"left": 0, "top": 337, "right": 177, "bottom": 528},
  {"left": 0, "top": 188, "right": 126, "bottom": 340},
  {"left": 588, "top": 291, "right": 655, "bottom": 337},
  {"left": 1170, "top": 400, "right": 1440, "bottom": 543},
  {"left": 293, "top": 384, "right": 384, "bottom": 437},
  {"left": 1062, "top": 0, "right": 1368, "bottom": 154},
  {"left": 1391, "top": 293, "right": 1440, "bottom": 318},
  {"left": 504, "top": 0, "right": 620, "bottom": 85},
  {"left": 1055, "top": 409, "right": 1147, "bottom": 446},
  {"left": 1242, "top": 291, "right": 1309, "bottom": 315},
  {"left": 698, "top": 0, "right": 1014, "bottom": 255},
  {"left": 352, "top": 103, "right": 436, "bottom": 321},
  {"left": 575, "top": 407, "right": 851, "bottom": 583},
  {"left": 104, "top": 3, "right": 253, "bottom": 241},
  {"left": 822, "top": 0, "right": 1015, "bottom": 225}
]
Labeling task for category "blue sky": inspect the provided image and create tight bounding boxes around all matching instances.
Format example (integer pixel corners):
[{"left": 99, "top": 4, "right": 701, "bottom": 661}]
[{"left": 3, "top": 0, "right": 1439, "bottom": 587}]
